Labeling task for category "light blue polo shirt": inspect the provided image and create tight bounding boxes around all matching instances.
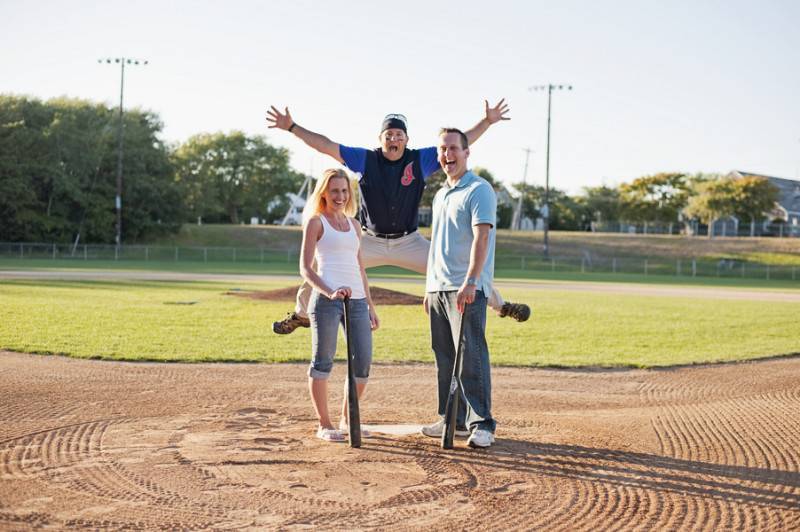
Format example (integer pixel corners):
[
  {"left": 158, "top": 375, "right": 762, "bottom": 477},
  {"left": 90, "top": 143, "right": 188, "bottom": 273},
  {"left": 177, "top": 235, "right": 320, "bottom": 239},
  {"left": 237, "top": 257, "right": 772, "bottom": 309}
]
[{"left": 426, "top": 170, "right": 497, "bottom": 294}]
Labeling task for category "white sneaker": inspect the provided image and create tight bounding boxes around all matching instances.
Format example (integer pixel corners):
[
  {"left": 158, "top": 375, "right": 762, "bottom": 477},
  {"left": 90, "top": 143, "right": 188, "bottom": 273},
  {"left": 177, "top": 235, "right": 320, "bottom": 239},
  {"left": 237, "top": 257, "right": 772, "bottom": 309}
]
[
  {"left": 420, "top": 419, "right": 470, "bottom": 438},
  {"left": 467, "top": 429, "right": 495, "bottom": 448},
  {"left": 339, "top": 419, "right": 372, "bottom": 438}
]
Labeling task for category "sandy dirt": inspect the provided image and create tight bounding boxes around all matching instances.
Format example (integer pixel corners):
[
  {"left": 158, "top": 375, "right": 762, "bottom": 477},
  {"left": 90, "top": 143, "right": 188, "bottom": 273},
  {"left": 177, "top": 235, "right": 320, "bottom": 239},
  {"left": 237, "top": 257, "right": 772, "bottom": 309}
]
[{"left": 1, "top": 351, "right": 799, "bottom": 530}]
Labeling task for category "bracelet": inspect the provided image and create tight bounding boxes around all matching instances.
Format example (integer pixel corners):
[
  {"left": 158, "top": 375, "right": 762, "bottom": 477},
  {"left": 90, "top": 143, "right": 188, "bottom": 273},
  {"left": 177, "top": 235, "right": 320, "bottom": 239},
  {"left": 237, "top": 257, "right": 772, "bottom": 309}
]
[{"left": 288, "top": 122, "right": 296, "bottom": 133}]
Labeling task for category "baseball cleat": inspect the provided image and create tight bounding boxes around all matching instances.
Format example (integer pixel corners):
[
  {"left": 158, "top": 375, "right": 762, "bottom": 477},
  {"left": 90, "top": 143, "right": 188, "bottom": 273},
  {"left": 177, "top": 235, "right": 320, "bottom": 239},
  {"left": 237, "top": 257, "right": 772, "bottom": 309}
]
[
  {"left": 499, "top": 302, "right": 531, "bottom": 322},
  {"left": 272, "top": 312, "right": 310, "bottom": 335}
]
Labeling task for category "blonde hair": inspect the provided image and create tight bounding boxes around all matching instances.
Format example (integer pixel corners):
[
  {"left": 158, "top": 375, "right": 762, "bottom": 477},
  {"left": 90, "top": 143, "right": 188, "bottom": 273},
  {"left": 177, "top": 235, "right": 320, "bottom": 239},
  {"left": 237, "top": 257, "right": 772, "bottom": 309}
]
[{"left": 302, "top": 168, "right": 357, "bottom": 224}]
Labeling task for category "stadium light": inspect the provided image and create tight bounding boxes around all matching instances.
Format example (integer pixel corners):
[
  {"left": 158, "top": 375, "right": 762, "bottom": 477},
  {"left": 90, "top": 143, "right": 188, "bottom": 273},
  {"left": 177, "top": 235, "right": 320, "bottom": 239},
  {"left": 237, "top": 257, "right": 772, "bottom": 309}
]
[
  {"left": 529, "top": 83, "right": 573, "bottom": 258},
  {"left": 98, "top": 56, "right": 148, "bottom": 247}
]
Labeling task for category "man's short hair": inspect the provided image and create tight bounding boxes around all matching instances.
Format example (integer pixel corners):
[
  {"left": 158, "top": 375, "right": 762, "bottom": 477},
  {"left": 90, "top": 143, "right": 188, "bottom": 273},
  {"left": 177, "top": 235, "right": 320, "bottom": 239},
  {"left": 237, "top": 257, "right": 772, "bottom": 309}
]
[{"left": 439, "top": 127, "right": 468, "bottom": 149}]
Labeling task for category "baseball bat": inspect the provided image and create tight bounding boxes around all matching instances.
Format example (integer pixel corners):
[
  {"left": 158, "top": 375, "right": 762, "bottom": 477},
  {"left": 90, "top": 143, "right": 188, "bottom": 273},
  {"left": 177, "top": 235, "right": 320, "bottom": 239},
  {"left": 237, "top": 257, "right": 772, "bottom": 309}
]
[
  {"left": 343, "top": 296, "right": 361, "bottom": 448},
  {"left": 442, "top": 304, "right": 468, "bottom": 449}
]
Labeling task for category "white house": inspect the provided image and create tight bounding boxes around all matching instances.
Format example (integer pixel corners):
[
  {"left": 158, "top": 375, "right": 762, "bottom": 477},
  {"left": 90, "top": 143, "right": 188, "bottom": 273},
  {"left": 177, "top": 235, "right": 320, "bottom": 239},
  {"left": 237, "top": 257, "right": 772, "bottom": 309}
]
[{"left": 268, "top": 192, "right": 306, "bottom": 225}]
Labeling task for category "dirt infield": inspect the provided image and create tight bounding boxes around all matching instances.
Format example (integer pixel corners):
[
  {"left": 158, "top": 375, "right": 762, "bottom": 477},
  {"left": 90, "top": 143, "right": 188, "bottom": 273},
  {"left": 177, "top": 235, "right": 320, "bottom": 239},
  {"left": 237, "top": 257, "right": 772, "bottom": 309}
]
[
  {"left": 1, "top": 352, "right": 799, "bottom": 529},
  {"left": 227, "top": 285, "right": 423, "bottom": 305}
]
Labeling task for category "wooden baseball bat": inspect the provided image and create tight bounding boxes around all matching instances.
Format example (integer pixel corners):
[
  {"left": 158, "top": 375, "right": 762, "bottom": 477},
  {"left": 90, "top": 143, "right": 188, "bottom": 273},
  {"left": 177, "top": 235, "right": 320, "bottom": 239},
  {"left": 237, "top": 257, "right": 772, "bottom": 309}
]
[
  {"left": 442, "top": 304, "right": 468, "bottom": 449},
  {"left": 343, "top": 296, "right": 361, "bottom": 448}
]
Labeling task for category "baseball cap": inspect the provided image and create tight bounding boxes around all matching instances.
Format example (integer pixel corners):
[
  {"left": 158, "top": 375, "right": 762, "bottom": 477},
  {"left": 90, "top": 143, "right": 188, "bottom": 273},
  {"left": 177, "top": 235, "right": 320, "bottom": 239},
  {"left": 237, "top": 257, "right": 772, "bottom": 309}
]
[{"left": 381, "top": 113, "right": 407, "bottom": 133}]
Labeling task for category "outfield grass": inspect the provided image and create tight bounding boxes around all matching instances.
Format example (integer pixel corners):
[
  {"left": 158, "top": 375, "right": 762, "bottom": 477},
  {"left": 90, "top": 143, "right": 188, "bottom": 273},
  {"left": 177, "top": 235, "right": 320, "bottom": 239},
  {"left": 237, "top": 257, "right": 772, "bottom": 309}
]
[
  {"left": 3, "top": 258, "right": 800, "bottom": 291},
  {"left": 2, "top": 279, "right": 797, "bottom": 368}
]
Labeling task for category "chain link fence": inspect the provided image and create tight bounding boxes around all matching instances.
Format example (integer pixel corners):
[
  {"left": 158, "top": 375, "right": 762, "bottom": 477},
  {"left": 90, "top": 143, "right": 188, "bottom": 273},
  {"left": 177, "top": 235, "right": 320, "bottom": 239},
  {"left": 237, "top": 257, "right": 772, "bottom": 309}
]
[
  {"left": 589, "top": 221, "right": 800, "bottom": 237},
  {"left": 495, "top": 254, "right": 799, "bottom": 281},
  {"left": 0, "top": 243, "right": 298, "bottom": 264},
  {"left": 3, "top": 242, "right": 798, "bottom": 282}
]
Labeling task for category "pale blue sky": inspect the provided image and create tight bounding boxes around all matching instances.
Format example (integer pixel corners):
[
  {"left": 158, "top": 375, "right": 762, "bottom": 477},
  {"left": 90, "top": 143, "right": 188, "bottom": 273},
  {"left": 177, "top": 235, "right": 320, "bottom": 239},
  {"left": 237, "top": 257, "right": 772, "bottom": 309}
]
[{"left": 3, "top": 0, "right": 799, "bottom": 193}]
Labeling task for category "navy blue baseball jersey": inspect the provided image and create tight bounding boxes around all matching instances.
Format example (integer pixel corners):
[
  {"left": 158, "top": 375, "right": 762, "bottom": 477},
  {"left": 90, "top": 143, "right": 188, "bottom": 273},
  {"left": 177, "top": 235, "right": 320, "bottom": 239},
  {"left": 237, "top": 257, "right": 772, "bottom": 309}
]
[{"left": 340, "top": 145, "right": 439, "bottom": 234}]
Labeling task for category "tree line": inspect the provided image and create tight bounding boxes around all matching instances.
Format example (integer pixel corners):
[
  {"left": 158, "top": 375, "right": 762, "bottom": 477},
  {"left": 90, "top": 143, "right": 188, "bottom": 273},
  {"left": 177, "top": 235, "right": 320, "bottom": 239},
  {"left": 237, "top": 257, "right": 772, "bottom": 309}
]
[
  {"left": 1, "top": 95, "right": 782, "bottom": 243},
  {"left": 422, "top": 170, "right": 781, "bottom": 232},
  {"left": 0, "top": 95, "right": 306, "bottom": 243}
]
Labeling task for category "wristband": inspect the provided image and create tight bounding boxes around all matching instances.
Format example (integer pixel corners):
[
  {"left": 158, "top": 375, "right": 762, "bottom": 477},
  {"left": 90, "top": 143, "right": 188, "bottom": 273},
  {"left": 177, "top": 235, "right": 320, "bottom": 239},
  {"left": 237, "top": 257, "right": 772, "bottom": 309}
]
[
  {"left": 288, "top": 122, "right": 296, "bottom": 132},
  {"left": 466, "top": 277, "right": 478, "bottom": 286}
]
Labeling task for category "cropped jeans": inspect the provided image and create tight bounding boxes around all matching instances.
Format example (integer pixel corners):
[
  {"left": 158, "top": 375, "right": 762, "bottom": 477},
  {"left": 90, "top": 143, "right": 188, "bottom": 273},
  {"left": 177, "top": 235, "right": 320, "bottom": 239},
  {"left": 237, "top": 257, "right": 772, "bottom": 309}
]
[
  {"left": 308, "top": 291, "right": 372, "bottom": 384},
  {"left": 429, "top": 290, "right": 495, "bottom": 433}
]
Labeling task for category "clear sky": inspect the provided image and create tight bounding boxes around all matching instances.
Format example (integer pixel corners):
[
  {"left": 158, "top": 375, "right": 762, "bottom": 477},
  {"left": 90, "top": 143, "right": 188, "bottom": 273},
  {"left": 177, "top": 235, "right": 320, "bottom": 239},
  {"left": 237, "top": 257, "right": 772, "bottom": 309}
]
[{"left": 3, "top": 0, "right": 799, "bottom": 193}]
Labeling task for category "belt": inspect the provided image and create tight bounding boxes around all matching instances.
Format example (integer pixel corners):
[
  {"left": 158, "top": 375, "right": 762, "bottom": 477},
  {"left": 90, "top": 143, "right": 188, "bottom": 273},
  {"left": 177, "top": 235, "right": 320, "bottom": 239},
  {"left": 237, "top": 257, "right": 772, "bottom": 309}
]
[{"left": 363, "top": 228, "right": 415, "bottom": 240}]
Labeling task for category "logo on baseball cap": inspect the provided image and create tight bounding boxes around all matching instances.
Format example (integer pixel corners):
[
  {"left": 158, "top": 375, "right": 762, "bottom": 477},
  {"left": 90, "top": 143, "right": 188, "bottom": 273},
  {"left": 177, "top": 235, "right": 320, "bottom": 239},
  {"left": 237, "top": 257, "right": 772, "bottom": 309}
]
[{"left": 381, "top": 113, "right": 407, "bottom": 133}]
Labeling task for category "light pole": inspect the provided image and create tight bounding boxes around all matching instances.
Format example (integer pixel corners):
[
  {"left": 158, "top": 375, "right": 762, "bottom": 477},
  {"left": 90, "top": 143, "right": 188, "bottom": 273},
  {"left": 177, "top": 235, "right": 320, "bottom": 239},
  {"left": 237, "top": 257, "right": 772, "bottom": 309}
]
[
  {"left": 98, "top": 57, "right": 148, "bottom": 247},
  {"left": 529, "top": 83, "right": 572, "bottom": 258},
  {"left": 513, "top": 147, "right": 533, "bottom": 231}
]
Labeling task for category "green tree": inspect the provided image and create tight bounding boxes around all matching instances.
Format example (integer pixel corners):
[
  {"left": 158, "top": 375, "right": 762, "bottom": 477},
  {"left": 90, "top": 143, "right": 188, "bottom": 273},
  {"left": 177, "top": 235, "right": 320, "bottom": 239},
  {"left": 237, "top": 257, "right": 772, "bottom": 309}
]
[
  {"left": 0, "top": 95, "right": 181, "bottom": 243},
  {"left": 173, "top": 131, "right": 303, "bottom": 224},
  {"left": 619, "top": 172, "right": 690, "bottom": 224},
  {"left": 730, "top": 175, "right": 780, "bottom": 229},
  {"left": 0, "top": 95, "right": 57, "bottom": 240},
  {"left": 510, "top": 183, "right": 585, "bottom": 230},
  {"left": 683, "top": 177, "right": 737, "bottom": 235},
  {"left": 580, "top": 185, "right": 620, "bottom": 224}
]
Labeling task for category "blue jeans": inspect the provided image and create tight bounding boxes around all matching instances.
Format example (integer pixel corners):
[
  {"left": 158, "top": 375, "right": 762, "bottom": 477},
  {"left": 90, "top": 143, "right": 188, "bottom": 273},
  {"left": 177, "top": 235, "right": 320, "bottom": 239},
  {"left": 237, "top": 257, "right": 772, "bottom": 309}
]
[
  {"left": 429, "top": 290, "right": 495, "bottom": 433},
  {"left": 308, "top": 292, "right": 372, "bottom": 384}
]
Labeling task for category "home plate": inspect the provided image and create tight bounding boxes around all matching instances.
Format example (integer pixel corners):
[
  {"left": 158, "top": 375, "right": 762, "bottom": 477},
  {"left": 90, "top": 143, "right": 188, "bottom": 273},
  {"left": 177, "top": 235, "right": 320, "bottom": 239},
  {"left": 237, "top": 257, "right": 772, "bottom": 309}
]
[{"left": 364, "top": 424, "right": 424, "bottom": 436}]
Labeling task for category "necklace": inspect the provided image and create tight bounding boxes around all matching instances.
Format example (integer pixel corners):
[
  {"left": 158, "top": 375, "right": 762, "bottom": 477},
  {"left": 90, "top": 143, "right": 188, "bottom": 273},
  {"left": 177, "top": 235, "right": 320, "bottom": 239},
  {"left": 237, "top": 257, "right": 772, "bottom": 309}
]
[{"left": 325, "top": 213, "right": 348, "bottom": 232}]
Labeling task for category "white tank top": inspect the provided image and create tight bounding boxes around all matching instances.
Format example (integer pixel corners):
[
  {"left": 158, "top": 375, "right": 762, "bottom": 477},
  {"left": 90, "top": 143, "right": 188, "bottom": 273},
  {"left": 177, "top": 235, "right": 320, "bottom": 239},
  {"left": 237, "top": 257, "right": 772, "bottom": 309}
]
[{"left": 315, "top": 215, "right": 366, "bottom": 299}]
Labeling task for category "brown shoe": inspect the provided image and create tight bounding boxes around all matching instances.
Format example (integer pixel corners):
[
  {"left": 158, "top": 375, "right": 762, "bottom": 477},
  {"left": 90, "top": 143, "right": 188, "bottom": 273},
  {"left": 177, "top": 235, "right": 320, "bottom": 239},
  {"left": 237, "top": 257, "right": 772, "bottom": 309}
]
[
  {"left": 499, "top": 302, "right": 531, "bottom": 322},
  {"left": 272, "top": 312, "right": 310, "bottom": 334}
]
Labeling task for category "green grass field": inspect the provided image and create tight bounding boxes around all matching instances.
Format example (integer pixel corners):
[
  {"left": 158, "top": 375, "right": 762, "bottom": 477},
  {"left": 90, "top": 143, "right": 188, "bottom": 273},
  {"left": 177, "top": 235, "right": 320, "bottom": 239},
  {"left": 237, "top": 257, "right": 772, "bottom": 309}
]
[
  {"left": 2, "top": 278, "right": 798, "bottom": 368},
  {"left": 3, "top": 258, "right": 800, "bottom": 291}
]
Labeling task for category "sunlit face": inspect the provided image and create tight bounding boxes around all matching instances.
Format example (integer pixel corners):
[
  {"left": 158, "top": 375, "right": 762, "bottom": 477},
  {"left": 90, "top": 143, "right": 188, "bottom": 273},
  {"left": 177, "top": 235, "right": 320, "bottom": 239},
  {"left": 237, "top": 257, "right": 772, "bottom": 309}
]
[
  {"left": 438, "top": 132, "right": 469, "bottom": 179},
  {"left": 379, "top": 128, "right": 408, "bottom": 161},
  {"left": 322, "top": 176, "right": 350, "bottom": 213}
]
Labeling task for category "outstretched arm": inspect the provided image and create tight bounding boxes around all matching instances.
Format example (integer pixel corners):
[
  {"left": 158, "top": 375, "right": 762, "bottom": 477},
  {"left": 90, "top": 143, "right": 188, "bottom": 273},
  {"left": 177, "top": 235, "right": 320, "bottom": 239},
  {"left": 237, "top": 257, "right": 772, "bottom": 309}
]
[
  {"left": 464, "top": 98, "right": 511, "bottom": 146},
  {"left": 266, "top": 105, "right": 344, "bottom": 164}
]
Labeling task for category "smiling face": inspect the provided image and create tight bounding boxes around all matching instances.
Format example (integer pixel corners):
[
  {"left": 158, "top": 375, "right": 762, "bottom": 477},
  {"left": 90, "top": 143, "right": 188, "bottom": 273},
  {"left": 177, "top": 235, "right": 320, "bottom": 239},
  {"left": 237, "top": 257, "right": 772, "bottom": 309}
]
[
  {"left": 322, "top": 176, "right": 351, "bottom": 214},
  {"left": 438, "top": 131, "right": 469, "bottom": 180},
  {"left": 379, "top": 128, "right": 408, "bottom": 161}
]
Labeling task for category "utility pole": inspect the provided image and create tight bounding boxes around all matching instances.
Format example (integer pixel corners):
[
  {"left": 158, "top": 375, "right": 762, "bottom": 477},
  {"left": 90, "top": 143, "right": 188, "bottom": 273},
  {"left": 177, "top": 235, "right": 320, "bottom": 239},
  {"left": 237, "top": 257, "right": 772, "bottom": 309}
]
[
  {"left": 529, "top": 83, "right": 572, "bottom": 258},
  {"left": 98, "top": 57, "right": 148, "bottom": 247},
  {"left": 513, "top": 148, "right": 533, "bottom": 231}
]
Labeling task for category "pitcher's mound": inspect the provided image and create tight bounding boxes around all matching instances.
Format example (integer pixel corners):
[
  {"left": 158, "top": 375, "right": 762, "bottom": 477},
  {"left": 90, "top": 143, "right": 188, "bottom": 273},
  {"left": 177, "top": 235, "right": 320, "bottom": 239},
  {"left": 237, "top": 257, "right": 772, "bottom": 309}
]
[{"left": 228, "top": 286, "right": 423, "bottom": 305}]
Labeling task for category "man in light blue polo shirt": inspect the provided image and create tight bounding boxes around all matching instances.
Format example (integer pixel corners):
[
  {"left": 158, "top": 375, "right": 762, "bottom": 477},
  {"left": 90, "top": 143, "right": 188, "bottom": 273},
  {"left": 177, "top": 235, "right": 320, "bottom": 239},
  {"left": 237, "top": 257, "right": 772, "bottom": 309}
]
[{"left": 421, "top": 127, "right": 497, "bottom": 449}]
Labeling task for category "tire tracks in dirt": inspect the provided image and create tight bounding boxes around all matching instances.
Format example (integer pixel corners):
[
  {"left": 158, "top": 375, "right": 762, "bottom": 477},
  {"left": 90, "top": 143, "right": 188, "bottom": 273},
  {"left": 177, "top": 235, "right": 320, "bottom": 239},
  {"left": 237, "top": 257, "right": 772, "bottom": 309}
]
[{"left": 1, "top": 351, "right": 799, "bottom": 529}]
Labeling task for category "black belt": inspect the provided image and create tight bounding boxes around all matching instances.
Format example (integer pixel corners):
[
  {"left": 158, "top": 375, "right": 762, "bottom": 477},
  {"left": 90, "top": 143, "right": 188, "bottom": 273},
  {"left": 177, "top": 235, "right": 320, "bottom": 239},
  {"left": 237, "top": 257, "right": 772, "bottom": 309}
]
[{"left": 363, "top": 228, "right": 415, "bottom": 240}]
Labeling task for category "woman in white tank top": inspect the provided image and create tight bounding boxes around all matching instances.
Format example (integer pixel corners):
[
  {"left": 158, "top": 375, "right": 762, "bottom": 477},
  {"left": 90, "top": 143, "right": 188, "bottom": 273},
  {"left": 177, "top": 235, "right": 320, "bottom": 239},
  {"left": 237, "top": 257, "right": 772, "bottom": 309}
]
[{"left": 299, "top": 168, "right": 379, "bottom": 442}]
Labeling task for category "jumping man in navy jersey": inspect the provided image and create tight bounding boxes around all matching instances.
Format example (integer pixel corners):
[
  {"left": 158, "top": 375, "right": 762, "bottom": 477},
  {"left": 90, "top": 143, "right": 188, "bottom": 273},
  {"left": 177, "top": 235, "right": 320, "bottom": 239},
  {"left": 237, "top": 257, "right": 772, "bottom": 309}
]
[{"left": 266, "top": 102, "right": 531, "bottom": 334}]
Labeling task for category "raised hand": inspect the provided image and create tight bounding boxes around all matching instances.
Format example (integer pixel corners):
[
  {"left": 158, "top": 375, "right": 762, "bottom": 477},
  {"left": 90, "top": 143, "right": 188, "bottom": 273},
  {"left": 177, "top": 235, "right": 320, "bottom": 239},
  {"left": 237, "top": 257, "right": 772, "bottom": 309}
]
[
  {"left": 266, "top": 105, "right": 294, "bottom": 130},
  {"left": 484, "top": 98, "right": 510, "bottom": 124}
]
